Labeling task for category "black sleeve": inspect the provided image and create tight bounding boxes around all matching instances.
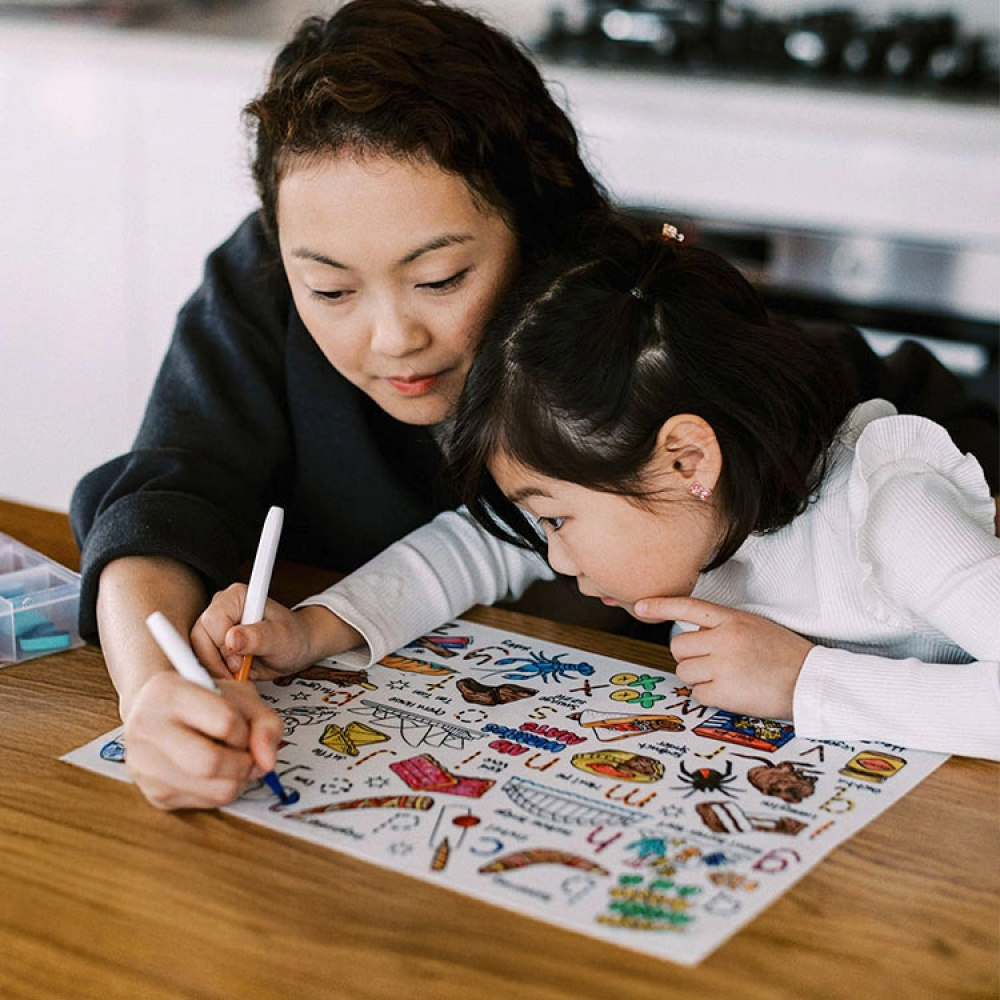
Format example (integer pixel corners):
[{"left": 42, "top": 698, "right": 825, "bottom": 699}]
[
  {"left": 70, "top": 213, "right": 296, "bottom": 642},
  {"left": 798, "top": 320, "right": 999, "bottom": 491}
]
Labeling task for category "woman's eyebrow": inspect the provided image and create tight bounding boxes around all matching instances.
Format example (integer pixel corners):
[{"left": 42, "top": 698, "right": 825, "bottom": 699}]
[
  {"left": 290, "top": 248, "right": 347, "bottom": 269},
  {"left": 398, "top": 233, "right": 474, "bottom": 266},
  {"left": 289, "top": 233, "right": 474, "bottom": 271}
]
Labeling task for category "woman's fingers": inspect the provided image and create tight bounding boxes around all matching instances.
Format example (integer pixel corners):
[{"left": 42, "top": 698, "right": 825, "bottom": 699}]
[{"left": 123, "top": 672, "right": 283, "bottom": 810}]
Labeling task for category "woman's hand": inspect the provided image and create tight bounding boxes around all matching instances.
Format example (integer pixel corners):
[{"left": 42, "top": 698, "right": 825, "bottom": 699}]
[
  {"left": 633, "top": 596, "right": 814, "bottom": 721},
  {"left": 191, "top": 585, "right": 363, "bottom": 681},
  {"left": 122, "top": 672, "right": 284, "bottom": 810}
]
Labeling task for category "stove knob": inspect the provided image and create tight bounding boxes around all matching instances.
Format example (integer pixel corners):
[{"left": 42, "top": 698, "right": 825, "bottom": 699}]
[
  {"left": 884, "top": 15, "right": 956, "bottom": 81},
  {"left": 926, "top": 37, "right": 984, "bottom": 89},
  {"left": 841, "top": 24, "right": 894, "bottom": 77}
]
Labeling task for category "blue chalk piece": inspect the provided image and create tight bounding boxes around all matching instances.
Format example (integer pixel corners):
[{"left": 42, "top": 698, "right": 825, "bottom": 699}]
[
  {"left": 18, "top": 631, "right": 72, "bottom": 653},
  {"left": 13, "top": 609, "right": 50, "bottom": 637},
  {"left": 0, "top": 585, "right": 25, "bottom": 599}
]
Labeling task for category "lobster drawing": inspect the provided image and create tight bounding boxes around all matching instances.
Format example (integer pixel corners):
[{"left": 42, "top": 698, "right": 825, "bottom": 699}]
[{"left": 478, "top": 650, "right": 595, "bottom": 684}]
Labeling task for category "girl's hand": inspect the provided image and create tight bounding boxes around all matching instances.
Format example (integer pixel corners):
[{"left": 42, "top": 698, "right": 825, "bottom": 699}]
[
  {"left": 191, "top": 585, "right": 364, "bottom": 681},
  {"left": 190, "top": 584, "right": 319, "bottom": 681},
  {"left": 122, "top": 672, "right": 284, "bottom": 810},
  {"left": 633, "top": 596, "right": 814, "bottom": 721}
]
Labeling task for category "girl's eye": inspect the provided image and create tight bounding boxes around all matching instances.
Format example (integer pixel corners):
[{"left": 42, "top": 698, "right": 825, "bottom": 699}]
[
  {"left": 418, "top": 268, "right": 470, "bottom": 292},
  {"left": 539, "top": 516, "right": 565, "bottom": 532}
]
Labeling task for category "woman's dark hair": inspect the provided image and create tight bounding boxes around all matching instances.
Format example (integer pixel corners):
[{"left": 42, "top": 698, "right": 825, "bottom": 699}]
[
  {"left": 448, "top": 215, "right": 857, "bottom": 571},
  {"left": 244, "top": 0, "right": 609, "bottom": 262}
]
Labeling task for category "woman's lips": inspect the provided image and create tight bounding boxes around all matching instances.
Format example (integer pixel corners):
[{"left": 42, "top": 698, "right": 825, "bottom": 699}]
[{"left": 385, "top": 373, "right": 441, "bottom": 396}]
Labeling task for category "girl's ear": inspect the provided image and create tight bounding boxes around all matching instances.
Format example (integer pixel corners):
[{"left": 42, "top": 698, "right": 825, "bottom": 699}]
[{"left": 652, "top": 414, "right": 722, "bottom": 491}]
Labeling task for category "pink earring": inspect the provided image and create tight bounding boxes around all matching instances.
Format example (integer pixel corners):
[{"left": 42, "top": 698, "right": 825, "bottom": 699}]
[{"left": 688, "top": 481, "right": 712, "bottom": 501}]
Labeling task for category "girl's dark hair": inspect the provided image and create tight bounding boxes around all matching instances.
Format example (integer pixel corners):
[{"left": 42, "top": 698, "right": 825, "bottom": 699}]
[
  {"left": 448, "top": 215, "right": 857, "bottom": 570},
  {"left": 244, "top": 0, "right": 609, "bottom": 262}
]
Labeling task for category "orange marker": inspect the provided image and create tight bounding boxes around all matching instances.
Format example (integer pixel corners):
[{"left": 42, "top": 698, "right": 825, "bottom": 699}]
[{"left": 235, "top": 506, "right": 284, "bottom": 681}]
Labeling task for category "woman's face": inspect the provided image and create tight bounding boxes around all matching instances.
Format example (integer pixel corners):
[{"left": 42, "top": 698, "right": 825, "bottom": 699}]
[{"left": 277, "top": 152, "right": 520, "bottom": 425}]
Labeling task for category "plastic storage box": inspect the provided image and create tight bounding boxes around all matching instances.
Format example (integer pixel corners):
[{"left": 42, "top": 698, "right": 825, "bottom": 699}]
[{"left": 0, "top": 530, "right": 83, "bottom": 665}]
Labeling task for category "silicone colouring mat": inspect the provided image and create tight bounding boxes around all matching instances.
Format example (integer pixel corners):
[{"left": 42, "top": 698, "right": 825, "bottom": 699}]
[{"left": 63, "top": 619, "right": 947, "bottom": 965}]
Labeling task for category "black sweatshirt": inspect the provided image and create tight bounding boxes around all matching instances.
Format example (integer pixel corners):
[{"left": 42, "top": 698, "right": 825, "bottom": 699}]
[{"left": 71, "top": 212, "right": 999, "bottom": 643}]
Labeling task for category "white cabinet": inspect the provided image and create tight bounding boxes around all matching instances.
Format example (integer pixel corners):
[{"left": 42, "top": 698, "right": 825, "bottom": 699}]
[{"left": 1, "top": 24, "right": 264, "bottom": 510}]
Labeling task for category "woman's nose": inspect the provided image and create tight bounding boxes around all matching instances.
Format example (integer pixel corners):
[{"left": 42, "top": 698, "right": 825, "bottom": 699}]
[{"left": 369, "top": 302, "right": 431, "bottom": 357}]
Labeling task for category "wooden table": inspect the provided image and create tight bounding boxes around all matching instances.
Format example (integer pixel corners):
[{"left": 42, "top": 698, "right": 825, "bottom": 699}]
[{"left": 2, "top": 499, "right": 997, "bottom": 999}]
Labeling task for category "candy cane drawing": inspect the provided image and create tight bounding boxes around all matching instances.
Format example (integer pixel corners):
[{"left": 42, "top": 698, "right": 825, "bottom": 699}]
[{"left": 346, "top": 748, "right": 398, "bottom": 770}]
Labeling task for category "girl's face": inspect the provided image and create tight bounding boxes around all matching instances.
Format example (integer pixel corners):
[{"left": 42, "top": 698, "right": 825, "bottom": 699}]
[
  {"left": 490, "top": 452, "right": 722, "bottom": 617},
  {"left": 278, "top": 152, "right": 521, "bottom": 425}
]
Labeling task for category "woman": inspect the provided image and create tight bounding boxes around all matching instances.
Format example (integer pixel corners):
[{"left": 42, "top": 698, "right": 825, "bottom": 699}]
[{"left": 72, "top": 0, "right": 997, "bottom": 808}]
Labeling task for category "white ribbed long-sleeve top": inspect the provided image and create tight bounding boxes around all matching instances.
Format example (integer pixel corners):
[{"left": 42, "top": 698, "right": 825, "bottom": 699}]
[{"left": 691, "top": 399, "right": 998, "bottom": 759}]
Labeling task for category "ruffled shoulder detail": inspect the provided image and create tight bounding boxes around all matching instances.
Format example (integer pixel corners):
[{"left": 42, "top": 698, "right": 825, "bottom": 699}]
[{"left": 844, "top": 399, "right": 996, "bottom": 618}]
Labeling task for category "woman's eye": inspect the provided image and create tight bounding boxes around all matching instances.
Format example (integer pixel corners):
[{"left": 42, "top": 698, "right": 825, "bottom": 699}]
[
  {"left": 418, "top": 268, "right": 469, "bottom": 292},
  {"left": 539, "top": 516, "right": 565, "bottom": 532},
  {"left": 309, "top": 288, "right": 352, "bottom": 302}
]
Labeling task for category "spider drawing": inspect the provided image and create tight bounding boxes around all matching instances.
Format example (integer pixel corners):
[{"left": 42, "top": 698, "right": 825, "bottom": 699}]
[{"left": 673, "top": 760, "right": 743, "bottom": 799}]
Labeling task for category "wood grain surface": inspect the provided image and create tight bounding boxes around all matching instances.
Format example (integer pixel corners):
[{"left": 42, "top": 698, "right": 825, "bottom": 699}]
[{"left": 1, "top": 499, "right": 997, "bottom": 1000}]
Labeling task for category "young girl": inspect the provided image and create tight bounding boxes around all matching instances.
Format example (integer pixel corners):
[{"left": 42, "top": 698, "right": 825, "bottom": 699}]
[{"left": 439, "top": 218, "right": 999, "bottom": 759}]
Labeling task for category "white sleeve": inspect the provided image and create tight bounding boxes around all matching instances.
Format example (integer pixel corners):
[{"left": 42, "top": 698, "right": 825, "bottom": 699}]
[
  {"left": 294, "top": 507, "right": 554, "bottom": 667},
  {"left": 864, "top": 470, "right": 1000, "bottom": 660},
  {"left": 794, "top": 459, "right": 1000, "bottom": 760},
  {"left": 794, "top": 646, "right": 1000, "bottom": 760}
]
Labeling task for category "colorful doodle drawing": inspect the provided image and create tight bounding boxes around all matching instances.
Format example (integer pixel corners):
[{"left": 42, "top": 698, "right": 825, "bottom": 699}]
[
  {"left": 479, "top": 849, "right": 610, "bottom": 874},
  {"left": 350, "top": 700, "right": 486, "bottom": 749},
  {"left": 736, "top": 754, "right": 820, "bottom": 802},
  {"left": 319, "top": 721, "right": 389, "bottom": 756},
  {"left": 570, "top": 709, "right": 685, "bottom": 741},
  {"left": 479, "top": 650, "right": 595, "bottom": 684},
  {"left": 673, "top": 761, "right": 743, "bottom": 799},
  {"left": 838, "top": 750, "right": 908, "bottom": 783},
  {"left": 99, "top": 736, "right": 126, "bottom": 762},
  {"left": 406, "top": 634, "right": 473, "bottom": 658},
  {"left": 288, "top": 794, "right": 434, "bottom": 817},
  {"left": 695, "top": 801, "right": 807, "bottom": 836},
  {"left": 502, "top": 776, "right": 643, "bottom": 828},
  {"left": 572, "top": 750, "right": 666, "bottom": 783},
  {"left": 378, "top": 653, "right": 456, "bottom": 677},
  {"left": 456, "top": 677, "right": 537, "bottom": 705},
  {"left": 598, "top": 873, "right": 699, "bottom": 931},
  {"left": 693, "top": 711, "right": 796, "bottom": 752},
  {"left": 391, "top": 754, "right": 495, "bottom": 798},
  {"left": 273, "top": 663, "right": 376, "bottom": 689}
]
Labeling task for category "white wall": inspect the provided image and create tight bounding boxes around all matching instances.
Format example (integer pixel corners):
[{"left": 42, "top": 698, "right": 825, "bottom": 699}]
[{"left": 1, "top": 26, "right": 264, "bottom": 512}]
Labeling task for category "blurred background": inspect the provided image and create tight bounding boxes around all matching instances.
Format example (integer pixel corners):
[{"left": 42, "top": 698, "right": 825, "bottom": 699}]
[{"left": 1, "top": 0, "right": 997, "bottom": 510}]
